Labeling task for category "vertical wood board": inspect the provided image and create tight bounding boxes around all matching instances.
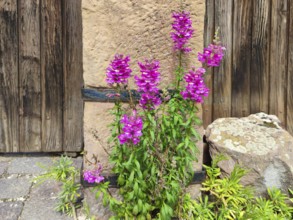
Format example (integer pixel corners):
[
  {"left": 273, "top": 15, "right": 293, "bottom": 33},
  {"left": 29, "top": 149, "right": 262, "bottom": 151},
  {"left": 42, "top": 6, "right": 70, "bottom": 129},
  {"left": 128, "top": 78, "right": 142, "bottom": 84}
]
[
  {"left": 63, "top": 0, "right": 83, "bottom": 151},
  {"left": 213, "top": 0, "right": 233, "bottom": 119},
  {"left": 19, "top": 0, "right": 41, "bottom": 152},
  {"left": 287, "top": 0, "right": 293, "bottom": 134},
  {"left": 0, "top": 0, "right": 19, "bottom": 152},
  {"left": 41, "top": 0, "right": 63, "bottom": 151},
  {"left": 250, "top": 0, "right": 271, "bottom": 114},
  {"left": 269, "top": 0, "right": 289, "bottom": 124},
  {"left": 202, "top": 0, "right": 214, "bottom": 128},
  {"left": 232, "top": 0, "right": 252, "bottom": 117}
]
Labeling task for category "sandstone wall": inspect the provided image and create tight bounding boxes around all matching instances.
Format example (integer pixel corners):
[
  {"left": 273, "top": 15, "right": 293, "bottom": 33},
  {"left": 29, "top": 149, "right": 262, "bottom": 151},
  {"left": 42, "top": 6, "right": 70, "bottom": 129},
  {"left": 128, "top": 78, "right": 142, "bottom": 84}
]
[{"left": 82, "top": 0, "right": 205, "bottom": 170}]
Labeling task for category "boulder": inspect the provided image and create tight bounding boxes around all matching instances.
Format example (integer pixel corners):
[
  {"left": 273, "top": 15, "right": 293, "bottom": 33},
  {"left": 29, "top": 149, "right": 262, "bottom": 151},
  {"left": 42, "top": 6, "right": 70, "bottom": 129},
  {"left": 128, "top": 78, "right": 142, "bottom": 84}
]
[{"left": 205, "top": 112, "right": 293, "bottom": 196}]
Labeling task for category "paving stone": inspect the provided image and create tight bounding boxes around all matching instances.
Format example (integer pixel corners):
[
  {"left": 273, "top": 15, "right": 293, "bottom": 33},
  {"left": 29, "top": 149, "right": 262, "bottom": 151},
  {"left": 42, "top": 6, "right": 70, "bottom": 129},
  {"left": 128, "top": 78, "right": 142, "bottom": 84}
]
[
  {"left": 20, "top": 180, "right": 71, "bottom": 220},
  {"left": 83, "top": 187, "right": 119, "bottom": 220},
  {"left": 0, "top": 161, "right": 10, "bottom": 175},
  {"left": 30, "top": 179, "right": 61, "bottom": 199},
  {"left": 0, "top": 175, "right": 32, "bottom": 199},
  {"left": 20, "top": 198, "right": 72, "bottom": 220},
  {"left": 0, "top": 156, "right": 13, "bottom": 163},
  {"left": 8, "top": 157, "right": 54, "bottom": 175},
  {"left": 72, "top": 157, "right": 83, "bottom": 170},
  {"left": 0, "top": 202, "right": 23, "bottom": 220}
]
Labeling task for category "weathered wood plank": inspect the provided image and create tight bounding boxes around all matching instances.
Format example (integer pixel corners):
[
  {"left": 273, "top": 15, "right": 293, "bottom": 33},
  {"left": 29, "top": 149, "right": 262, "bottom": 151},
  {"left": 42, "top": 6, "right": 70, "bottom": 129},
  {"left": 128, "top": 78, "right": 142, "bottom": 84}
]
[
  {"left": 250, "top": 0, "right": 271, "bottom": 114},
  {"left": 82, "top": 170, "right": 206, "bottom": 188},
  {"left": 0, "top": 0, "right": 19, "bottom": 152},
  {"left": 41, "top": 0, "right": 63, "bottom": 151},
  {"left": 232, "top": 0, "right": 252, "bottom": 117},
  {"left": 287, "top": 1, "right": 293, "bottom": 135},
  {"left": 269, "top": 0, "right": 289, "bottom": 125},
  {"left": 83, "top": 88, "right": 140, "bottom": 102},
  {"left": 82, "top": 88, "right": 176, "bottom": 103},
  {"left": 19, "top": 0, "right": 41, "bottom": 152},
  {"left": 63, "top": 0, "right": 83, "bottom": 152},
  {"left": 213, "top": 0, "right": 232, "bottom": 119},
  {"left": 202, "top": 0, "right": 214, "bottom": 128}
]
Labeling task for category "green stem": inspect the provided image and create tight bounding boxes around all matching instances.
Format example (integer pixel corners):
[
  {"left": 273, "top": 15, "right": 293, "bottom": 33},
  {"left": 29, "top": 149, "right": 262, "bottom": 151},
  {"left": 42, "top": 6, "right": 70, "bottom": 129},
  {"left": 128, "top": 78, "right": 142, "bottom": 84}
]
[
  {"left": 115, "top": 85, "right": 124, "bottom": 160},
  {"left": 70, "top": 202, "right": 77, "bottom": 220},
  {"left": 176, "top": 52, "right": 183, "bottom": 89}
]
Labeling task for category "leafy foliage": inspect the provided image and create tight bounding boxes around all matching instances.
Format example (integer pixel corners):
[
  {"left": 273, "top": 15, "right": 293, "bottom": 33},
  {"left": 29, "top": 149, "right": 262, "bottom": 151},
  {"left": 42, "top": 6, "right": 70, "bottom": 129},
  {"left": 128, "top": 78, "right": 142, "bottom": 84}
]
[
  {"left": 178, "top": 155, "right": 293, "bottom": 220},
  {"left": 94, "top": 86, "right": 202, "bottom": 219},
  {"left": 34, "top": 156, "right": 81, "bottom": 219}
]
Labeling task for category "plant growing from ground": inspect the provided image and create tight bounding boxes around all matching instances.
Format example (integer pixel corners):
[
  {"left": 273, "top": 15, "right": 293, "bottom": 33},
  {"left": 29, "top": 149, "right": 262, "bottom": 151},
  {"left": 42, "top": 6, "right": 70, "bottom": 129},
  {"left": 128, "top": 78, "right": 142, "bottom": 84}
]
[
  {"left": 178, "top": 155, "right": 293, "bottom": 220},
  {"left": 34, "top": 156, "right": 81, "bottom": 220},
  {"left": 82, "top": 5, "right": 226, "bottom": 219}
]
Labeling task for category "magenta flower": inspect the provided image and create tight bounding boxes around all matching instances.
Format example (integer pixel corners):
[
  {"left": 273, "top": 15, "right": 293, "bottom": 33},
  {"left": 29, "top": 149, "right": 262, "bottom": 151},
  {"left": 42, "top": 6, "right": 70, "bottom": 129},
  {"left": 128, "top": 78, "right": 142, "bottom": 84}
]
[
  {"left": 181, "top": 67, "right": 209, "bottom": 103},
  {"left": 135, "top": 60, "right": 161, "bottom": 109},
  {"left": 83, "top": 164, "right": 104, "bottom": 184},
  {"left": 170, "top": 11, "right": 194, "bottom": 53},
  {"left": 198, "top": 44, "right": 226, "bottom": 67},
  {"left": 106, "top": 54, "right": 132, "bottom": 85},
  {"left": 139, "top": 93, "right": 162, "bottom": 108},
  {"left": 118, "top": 111, "right": 143, "bottom": 145}
]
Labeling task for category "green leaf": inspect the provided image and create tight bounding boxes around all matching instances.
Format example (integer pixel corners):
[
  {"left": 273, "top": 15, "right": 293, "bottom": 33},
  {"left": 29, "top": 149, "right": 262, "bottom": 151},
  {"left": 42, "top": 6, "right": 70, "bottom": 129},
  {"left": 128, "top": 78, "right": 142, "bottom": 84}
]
[
  {"left": 134, "top": 182, "right": 139, "bottom": 195},
  {"left": 129, "top": 170, "right": 134, "bottom": 184},
  {"left": 184, "top": 137, "right": 190, "bottom": 147},
  {"left": 133, "top": 205, "right": 139, "bottom": 215},
  {"left": 150, "top": 130, "right": 155, "bottom": 142},
  {"left": 117, "top": 175, "right": 125, "bottom": 185}
]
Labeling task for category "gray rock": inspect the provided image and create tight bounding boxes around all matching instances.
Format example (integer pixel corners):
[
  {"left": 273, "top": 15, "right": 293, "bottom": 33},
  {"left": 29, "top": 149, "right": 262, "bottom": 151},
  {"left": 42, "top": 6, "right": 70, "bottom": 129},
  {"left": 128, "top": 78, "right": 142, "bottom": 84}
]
[
  {"left": 205, "top": 112, "right": 293, "bottom": 196},
  {"left": 0, "top": 156, "right": 12, "bottom": 163},
  {"left": 8, "top": 157, "right": 54, "bottom": 175},
  {"left": 20, "top": 180, "right": 71, "bottom": 220},
  {"left": 0, "top": 202, "right": 23, "bottom": 220},
  {"left": 72, "top": 156, "right": 83, "bottom": 170},
  {"left": 30, "top": 179, "right": 61, "bottom": 199},
  {"left": 0, "top": 175, "right": 32, "bottom": 199},
  {"left": 0, "top": 161, "right": 9, "bottom": 176},
  {"left": 83, "top": 187, "right": 120, "bottom": 220}
]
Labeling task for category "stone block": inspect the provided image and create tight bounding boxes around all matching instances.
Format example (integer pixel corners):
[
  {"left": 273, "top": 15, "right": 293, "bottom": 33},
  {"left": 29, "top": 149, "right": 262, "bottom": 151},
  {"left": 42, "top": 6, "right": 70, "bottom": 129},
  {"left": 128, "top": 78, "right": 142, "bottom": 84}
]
[
  {"left": 8, "top": 157, "right": 54, "bottom": 175},
  {"left": 206, "top": 112, "right": 293, "bottom": 196},
  {"left": 0, "top": 202, "right": 23, "bottom": 220},
  {"left": 0, "top": 175, "right": 31, "bottom": 199}
]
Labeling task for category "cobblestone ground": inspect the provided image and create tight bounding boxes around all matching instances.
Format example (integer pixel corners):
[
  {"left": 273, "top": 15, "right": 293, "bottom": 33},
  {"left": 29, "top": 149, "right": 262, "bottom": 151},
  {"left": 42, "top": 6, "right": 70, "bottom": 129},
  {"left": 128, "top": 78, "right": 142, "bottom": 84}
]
[{"left": 0, "top": 155, "right": 86, "bottom": 220}]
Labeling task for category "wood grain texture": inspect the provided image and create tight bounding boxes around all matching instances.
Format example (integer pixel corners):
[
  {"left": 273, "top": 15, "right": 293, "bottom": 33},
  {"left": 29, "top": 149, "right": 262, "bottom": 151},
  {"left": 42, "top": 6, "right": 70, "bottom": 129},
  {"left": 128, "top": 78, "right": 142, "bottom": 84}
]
[
  {"left": 202, "top": 0, "right": 214, "bottom": 128},
  {"left": 269, "top": 0, "right": 289, "bottom": 124},
  {"left": 0, "top": 0, "right": 19, "bottom": 152},
  {"left": 63, "top": 0, "right": 83, "bottom": 152},
  {"left": 82, "top": 88, "right": 168, "bottom": 102},
  {"left": 250, "top": 0, "right": 271, "bottom": 114},
  {"left": 213, "top": 0, "right": 232, "bottom": 119},
  {"left": 232, "top": 0, "right": 252, "bottom": 117},
  {"left": 41, "top": 0, "right": 63, "bottom": 151},
  {"left": 19, "top": 0, "right": 41, "bottom": 152},
  {"left": 287, "top": 0, "right": 293, "bottom": 134}
]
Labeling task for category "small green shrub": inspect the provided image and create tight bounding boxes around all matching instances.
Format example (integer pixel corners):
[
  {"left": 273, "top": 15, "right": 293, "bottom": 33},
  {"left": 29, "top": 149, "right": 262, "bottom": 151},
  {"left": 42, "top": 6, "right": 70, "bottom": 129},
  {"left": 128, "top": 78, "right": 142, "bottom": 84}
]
[
  {"left": 178, "top": 155, "right": 293, "bottom": 220},
  {"left": 34, "top": 156, "right": 81, "bottom": 219}
]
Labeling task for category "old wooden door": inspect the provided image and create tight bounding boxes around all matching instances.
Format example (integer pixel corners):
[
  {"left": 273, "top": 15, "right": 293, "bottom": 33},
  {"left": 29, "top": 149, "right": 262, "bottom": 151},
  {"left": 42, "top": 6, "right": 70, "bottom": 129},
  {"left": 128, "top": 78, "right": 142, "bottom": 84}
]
[
  {"left": 203, "top": 0, "right": 293, "bottom": 135},
  {"left": 0, "top": 0, "right": 83, "bottom": 152}
]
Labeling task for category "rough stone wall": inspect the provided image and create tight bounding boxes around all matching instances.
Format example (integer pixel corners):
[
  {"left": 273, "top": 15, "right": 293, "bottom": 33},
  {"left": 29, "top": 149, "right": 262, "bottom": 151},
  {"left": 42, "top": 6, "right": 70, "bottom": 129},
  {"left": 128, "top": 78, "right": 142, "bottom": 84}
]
[{"left": 82, "top": 0, "right": 205, "bottom": 170}]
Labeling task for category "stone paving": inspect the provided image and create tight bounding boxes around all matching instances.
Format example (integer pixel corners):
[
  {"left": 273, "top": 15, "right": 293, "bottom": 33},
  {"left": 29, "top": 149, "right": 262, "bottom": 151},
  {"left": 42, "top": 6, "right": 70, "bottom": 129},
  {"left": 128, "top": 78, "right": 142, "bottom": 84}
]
[{"left": 0, "top": 155, "right": 85, "bottom": 220}]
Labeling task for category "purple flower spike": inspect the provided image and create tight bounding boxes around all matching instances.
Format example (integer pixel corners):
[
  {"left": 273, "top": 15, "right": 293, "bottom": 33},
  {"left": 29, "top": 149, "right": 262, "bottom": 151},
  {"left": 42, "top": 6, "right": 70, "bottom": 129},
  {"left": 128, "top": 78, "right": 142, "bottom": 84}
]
[
  {"left": 135, "top": 60, "right": 161, "bottom": 109},
  {"left": 118, "top": 110, "right": 143, "bottom": 145},
  {"left": 106, "top": 54, "right": 132, "bottom": 85},
  {"left": 83, "top": 164, "right": 105, "bottom": 184},
  {"left": 198, "top": 44, "right": 226, "bottom": 67},
  {"left": 171, "top": 11, "right": 194, "bottom": 53},
  {"left": 139, "top": 93, "right": 162, "bottom": 109},
  {"left": 181, "top": 67, "right": 209, "bottom": 103}
]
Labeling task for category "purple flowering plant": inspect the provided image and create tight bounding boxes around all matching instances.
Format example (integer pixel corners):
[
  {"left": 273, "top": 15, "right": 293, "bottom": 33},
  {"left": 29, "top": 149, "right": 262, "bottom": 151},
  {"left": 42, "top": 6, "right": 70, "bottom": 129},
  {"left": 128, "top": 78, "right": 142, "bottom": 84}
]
[
  {"left": 83, "top": 164, "right": 104, "bottom": 184},
  {"left": 89, "top": 8, "right": 225, "bottom": 220}
]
